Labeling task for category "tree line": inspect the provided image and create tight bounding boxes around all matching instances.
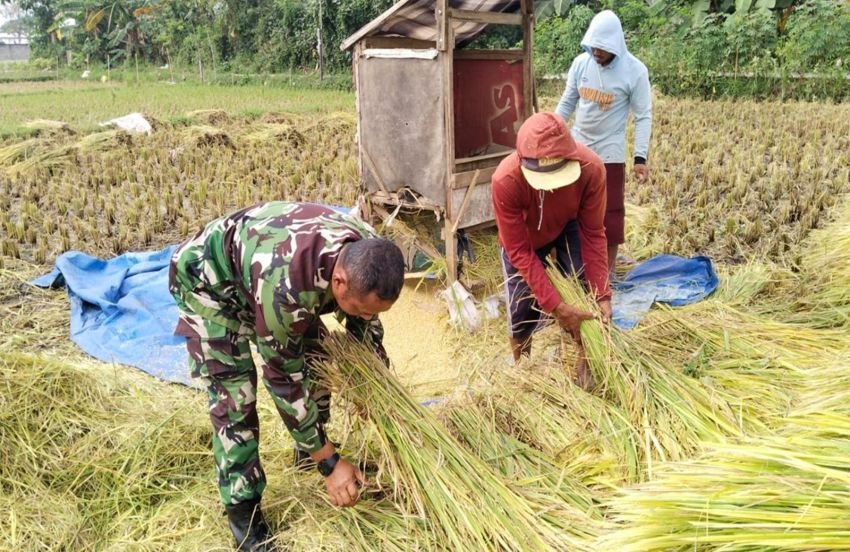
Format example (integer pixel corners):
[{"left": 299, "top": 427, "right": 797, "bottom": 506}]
[{"left": 4, "top": 0, "right": 849, "bottom": 99}]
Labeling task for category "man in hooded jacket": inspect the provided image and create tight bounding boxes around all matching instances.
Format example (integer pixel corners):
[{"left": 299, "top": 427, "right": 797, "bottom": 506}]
[
  {"left": 555, "top": 10, "right": 653, "bottom": 277},
  {"left": 492, "top": 112, "right": 612, "bottom": 389}
]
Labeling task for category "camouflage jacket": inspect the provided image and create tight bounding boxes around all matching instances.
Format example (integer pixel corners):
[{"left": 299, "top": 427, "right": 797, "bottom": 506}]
[{"left": 172, "top": 201, "right": 383, "bottom": 452}]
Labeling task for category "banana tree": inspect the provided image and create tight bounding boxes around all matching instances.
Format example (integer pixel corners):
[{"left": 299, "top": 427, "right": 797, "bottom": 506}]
[
  {"left": 58, "top": 0, "right": 155, "bottom": 62},
  {"left": 691, "top": 0, "right": 798, "bottom": 26},
  {"left": 535, "top": 0, "right": 576, "bottom": 19}
]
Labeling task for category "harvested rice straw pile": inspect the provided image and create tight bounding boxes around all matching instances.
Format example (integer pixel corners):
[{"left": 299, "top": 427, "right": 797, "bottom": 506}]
[
  {"left": 441, "top": 400, "right": 599, "bottom": 513},
  {"left": 242, "top": 123, "right": 306, "bottom": 147},
  {"left": 598, "top": 411, "right": 850, "bottom": 551},
  {"left": 548, "top": 270, "right": 742, "bottom": 471},
  {"left": 0, "top": 351, "right": 224, "bottom": 550},
  {"left": 0, "top": 349, "right": 445, "bottom": 552},
  {"left": 478, "top": 367, "right": 642, "bottom": 487},
  {"left": 179, "top": 124, "right": 234, "bottom": 148},
  {"left": 785, "top": 199, "right": 850, "bottom": 329},
  {"left": 265, "top": 476, "right": 439, "bottom": 552},
  {"left": 316, "top": 335, "right": 596, "bottom": 551}
]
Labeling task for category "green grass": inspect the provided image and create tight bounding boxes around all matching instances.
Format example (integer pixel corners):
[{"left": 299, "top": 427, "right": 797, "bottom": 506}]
[{"left": 0, "top": 79, "right": 355, "bottom": 138}]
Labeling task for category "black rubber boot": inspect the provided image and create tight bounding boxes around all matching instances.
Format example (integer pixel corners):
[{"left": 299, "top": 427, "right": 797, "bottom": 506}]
[{"left": 224, "top": 498, "right": 273, "bottom": 552}]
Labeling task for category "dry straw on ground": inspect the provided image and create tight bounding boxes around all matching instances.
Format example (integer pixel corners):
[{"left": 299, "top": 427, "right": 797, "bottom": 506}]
[{"left": 2, "top": 98, "right": 850, "bottom": 550}]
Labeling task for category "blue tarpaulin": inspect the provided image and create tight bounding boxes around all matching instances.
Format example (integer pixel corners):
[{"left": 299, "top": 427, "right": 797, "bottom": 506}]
[
  {"left": 32, "top": 247, "right": 718, "bottom": 386},
  {"left": 611, "top": 254, "right": 719, "bottom": 330},
  {"left": 31, "top": 204, "right": 358, "bottom": 387},
  {"left": 32, "top": 246, "right": 192, "bottom": 386}
]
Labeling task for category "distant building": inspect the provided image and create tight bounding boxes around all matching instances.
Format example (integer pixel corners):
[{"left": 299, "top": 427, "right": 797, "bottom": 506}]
[{"left": 0, "top": 32, "right": 29, "bottom": 61}]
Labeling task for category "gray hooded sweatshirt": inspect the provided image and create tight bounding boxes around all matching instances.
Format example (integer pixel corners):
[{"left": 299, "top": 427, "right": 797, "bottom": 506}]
[{"left": 555, "top": 10, "right": 652, "bottom": 165}]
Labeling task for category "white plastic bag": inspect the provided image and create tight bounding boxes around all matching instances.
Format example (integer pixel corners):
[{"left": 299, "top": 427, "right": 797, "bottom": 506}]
[
  {"left": 100, "top": 112, "right": 152, "bottom": 135},
  {"left": 440, "top": 281, "right": 480, "bottom": 331},
  {"left": 439, "top": 282, "right": 502, "bottom": 331}
]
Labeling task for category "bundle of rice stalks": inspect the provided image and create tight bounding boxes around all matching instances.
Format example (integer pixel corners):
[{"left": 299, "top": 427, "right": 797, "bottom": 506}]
[
  {"left": 0, "top": 138, "right": 40, "bottom": 166},
  {"left": 598, "top": 412, "right": 850, "bottom": 551},
  {"left": 472, "top": 362, "right": 642, "bottom": 488},
  {"left": 316, "top": 335, "right": 594, "bottom": 551},
  {"left": 299, "top": 112, "right": 356, "bottom": 136},
  {"left": 180, "top": 125, "right": 234, "bottom": 149},
  {"left": 459, "top": 230, "right": 503, "bottom": 294},
  {"left": 713, "top": 261, "right": 792, "bottom": 308},
  {"left": 0, "top": 483, "right": 87, "bottom": 550},
  {"left": 266, "top": 474, "right": 440, "bottom": 552},
  {"left": 243, "top": 123, "right": 306, "bottom": 148},
  {"left": 2, "top": 142, "right": 76, "bottom": 177},
  {"left": 185, "top": 109, "right": 232, "bottom": 125},
  {"left": 76, "top": 129, "right": 134, "bottom": 153},
  {"left": 21, "top": 118, "right": 75, "bottom": 136},
  {"left": 645, "top": 301, "right": 849, "bottom": 370},
  {"left": 442, "top": 399, "right": 599, "bottom": 514},
  {"left": 549, "top": 270, "right": 743, "bottom": 469},
  {"left": 786, "top": 358, "right": 850, "bottom": 418},
  {"left": 618, "top": 302, "right": 836, "bottom": 434},
  {"left": 623, "top": 202, "right": 667, "bottom": 261}
]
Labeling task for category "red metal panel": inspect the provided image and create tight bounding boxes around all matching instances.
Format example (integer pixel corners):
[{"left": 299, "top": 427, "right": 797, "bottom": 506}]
[{"left": 453, "top": 58, "right": 525, "bottom": 159}]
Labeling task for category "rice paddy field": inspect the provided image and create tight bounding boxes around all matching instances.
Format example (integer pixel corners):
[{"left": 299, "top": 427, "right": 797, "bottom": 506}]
[{"left": 2, "top": 77, "right": 850, "bottom": 551}]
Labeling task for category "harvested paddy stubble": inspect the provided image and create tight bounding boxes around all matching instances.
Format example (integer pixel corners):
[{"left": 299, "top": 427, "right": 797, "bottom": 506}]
[{"left": 0, "top": 112, "right": 359, "bottom": 263}]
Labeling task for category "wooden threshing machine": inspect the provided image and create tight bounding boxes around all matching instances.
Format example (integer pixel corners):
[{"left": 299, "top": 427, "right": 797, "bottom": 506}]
[{"left": 341, "top": 0, "right": 535, "bottom": 280}]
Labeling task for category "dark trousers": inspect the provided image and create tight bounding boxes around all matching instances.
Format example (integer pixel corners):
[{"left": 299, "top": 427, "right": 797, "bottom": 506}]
[{"left": 500, "top": 220, "right": 584, "bottom": 340}]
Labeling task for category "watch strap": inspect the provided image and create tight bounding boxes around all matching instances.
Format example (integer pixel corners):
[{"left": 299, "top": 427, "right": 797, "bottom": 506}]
[{"left": 317, "top": 452, "right": 340, "bottom": 477}]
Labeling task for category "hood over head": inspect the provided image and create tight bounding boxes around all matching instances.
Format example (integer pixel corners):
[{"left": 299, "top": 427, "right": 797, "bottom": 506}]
[{"left": 581, "top": 10, "right": 628, "bottom": 62}]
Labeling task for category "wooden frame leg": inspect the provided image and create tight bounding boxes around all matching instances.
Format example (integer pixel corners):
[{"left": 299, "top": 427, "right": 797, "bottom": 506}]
[{"left": 444, "top": 218, "right": 458, "bottom": 282}]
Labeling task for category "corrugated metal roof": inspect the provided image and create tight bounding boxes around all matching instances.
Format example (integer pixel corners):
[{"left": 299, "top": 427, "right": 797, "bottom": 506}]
[{"left": 341, "top": 0, "right": 521, "bottom": 51}]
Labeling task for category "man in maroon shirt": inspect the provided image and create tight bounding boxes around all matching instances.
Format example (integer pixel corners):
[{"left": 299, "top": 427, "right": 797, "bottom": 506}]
[{"left": 492, "top": 112, "right": 612, "bottom": 388}]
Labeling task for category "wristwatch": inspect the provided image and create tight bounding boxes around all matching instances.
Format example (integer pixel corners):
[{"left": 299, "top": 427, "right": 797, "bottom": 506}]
[{"left": 317, "top": 452, "right": 340, "bottom": 477}]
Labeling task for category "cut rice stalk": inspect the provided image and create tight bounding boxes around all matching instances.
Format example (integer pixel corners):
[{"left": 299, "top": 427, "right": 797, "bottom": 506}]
[{"left": 316, "top": 334, "right": 593, "bottom": 551}]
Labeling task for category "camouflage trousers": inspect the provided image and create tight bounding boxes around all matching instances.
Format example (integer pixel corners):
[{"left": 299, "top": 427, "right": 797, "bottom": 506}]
[{"left": 171, "top": 300, "right": 331, "bottom": 506}]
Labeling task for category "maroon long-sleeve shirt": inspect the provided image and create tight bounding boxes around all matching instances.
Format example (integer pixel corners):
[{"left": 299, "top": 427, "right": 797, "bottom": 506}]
[{"left": 492, "top": 147, "right": 611, "bottom": 313}]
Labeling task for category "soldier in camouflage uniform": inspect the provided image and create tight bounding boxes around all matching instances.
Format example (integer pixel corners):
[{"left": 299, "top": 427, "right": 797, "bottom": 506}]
[{"left": 169, "top": 201, "right": 405, "bottom": 552}]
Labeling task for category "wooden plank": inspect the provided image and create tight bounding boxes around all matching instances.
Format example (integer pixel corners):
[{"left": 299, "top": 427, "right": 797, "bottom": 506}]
[
  {"left": 521, "top": 0, "right": 534, "bottom": 118},
  {"left": 448, "top": 9, "right": 522, "bottom": 26},
  {"left": 455, "top": 150, "right": 512, "bottom": 166},
  {"left": 358, "top": 55, "right": 446, "bottom": 203},
  {"left": 453, "top": 49, "right": 523, "bottom": 61},
  {"left": 362, "top": 37, "right": 435, "bottom": 50},
  {"left": 451, "top": 177, "right": 480, "bottom": 234},
  {"left": 460, "top": 219, "right": 497, "bottom": 233},
  {"left": 341, "top": 0, "right": 417, "bottom": 51},
  {"left": 404, "top": 270, "right": 435, "bottom": 280},
  {"left": 455, "top": 151, "right": 511, "bottom": 175},
  {"left": 361, "top": 148, "right": 389, "bottom": 194},
  {"left": 353, "top": 42, "right": 366, "bottom": 196},
  {"left": 436, "top": 0, "right": 449, "bottom": 52},
  {"left": 451, "top": 165, "right": 498, "bottom": 190},
  {"left": 450, "top": 183, "right": 496, "bottom": 229},
  {"left": 442, "top": 10, "right": 457, "bottom": 281}
]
